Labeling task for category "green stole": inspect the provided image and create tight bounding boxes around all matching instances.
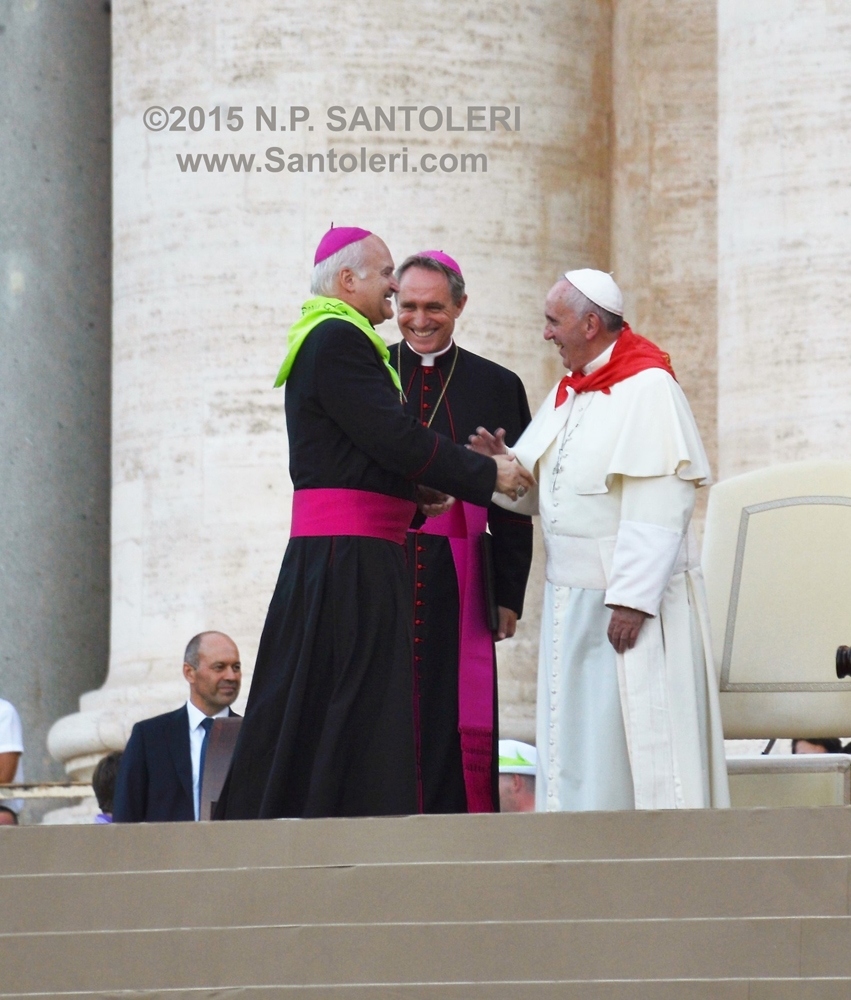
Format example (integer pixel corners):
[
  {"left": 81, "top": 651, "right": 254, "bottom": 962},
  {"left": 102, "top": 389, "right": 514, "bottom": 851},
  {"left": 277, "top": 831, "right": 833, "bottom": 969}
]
[{"left": 274, "top": 296, "right": 402, "bottom": 393}]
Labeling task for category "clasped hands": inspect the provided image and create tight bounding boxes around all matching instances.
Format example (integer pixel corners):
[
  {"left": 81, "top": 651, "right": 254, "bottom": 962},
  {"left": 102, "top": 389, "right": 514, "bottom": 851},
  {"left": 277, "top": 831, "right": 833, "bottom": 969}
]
[
  {"left": 467, "top": 426, "right": 535, "bottom": 501},
  {"left": 416, "top": 432, "right": 647, "bottom": 651},
  {"left": 416, "top": 426, "right": 535, "bottom": 520},
  {"left": 466, "top": 429, "right": 648, "bottom": 654}
]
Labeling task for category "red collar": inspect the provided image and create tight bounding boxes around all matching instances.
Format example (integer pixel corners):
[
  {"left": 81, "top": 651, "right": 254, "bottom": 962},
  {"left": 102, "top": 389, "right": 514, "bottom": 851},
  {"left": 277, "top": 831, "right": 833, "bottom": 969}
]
[{"left": 555, "top": 324, "right": 675, "bottom": 408}]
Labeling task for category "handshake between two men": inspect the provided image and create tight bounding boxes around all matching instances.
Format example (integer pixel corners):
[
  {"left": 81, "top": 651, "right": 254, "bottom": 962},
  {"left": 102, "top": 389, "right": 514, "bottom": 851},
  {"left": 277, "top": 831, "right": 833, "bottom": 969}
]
[
  {"left": 215, "top": 227, "right": 728, "bottom": 821},
  {"left": 417, "top": 438, "right": 534, "bottom": 515},
  {"left": 421, "top": 426, "right": 641, "bottom": 656}
]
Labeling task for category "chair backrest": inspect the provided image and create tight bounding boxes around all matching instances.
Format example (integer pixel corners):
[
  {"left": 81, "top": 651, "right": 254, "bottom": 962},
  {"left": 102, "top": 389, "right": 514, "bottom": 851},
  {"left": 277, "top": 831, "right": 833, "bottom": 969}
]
[
  {"left": 200, "top": 717, "right": 242, "bottom": 821},
  {"left": 702, "top": 461, "right": 851, "bottom": 738}
]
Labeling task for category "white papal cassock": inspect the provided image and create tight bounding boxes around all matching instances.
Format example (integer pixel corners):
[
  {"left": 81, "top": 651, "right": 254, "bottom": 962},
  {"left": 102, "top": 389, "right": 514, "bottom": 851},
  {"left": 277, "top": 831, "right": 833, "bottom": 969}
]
[{"left": 498, "top": 343, "right": 729, "bottom": 810}]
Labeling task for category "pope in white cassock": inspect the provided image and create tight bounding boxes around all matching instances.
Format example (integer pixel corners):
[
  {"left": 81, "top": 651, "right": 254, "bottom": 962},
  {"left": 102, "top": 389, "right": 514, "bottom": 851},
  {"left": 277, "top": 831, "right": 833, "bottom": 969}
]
[{"left": 472, "top": 270, "right": 729, "bottom": 811}]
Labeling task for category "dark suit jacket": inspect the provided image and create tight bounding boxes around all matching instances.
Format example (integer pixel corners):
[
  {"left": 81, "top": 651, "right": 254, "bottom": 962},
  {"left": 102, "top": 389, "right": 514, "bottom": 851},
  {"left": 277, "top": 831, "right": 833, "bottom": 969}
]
[{"left": 113, "top": 705, "right": 238, "bottom": 823}]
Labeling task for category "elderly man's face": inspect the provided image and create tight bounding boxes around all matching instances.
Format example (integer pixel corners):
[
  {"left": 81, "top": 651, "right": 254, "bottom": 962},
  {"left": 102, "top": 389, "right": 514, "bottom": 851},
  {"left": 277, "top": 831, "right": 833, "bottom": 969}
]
[
  {"left": 396, "top": 266, "right": 467, "bottom": 356},
  {"left": 347, "top": 235, "right": 399, "bottom": 326},
  {"left": 183, "top": 633, "right": 242, "bottom": 716},
  {"left": 543, "top": 282, "right": 593, "bottom": 372}
]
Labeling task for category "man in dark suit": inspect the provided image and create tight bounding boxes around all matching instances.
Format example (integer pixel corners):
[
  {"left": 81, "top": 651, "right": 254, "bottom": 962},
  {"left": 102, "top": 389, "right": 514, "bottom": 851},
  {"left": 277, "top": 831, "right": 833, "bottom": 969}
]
[{"left": 113, "top": 631, "right": 242, "bottom": 822}]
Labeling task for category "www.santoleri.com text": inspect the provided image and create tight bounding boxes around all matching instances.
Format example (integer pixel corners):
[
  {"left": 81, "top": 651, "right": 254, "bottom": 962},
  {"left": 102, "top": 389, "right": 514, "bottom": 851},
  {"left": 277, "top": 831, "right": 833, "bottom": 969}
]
[
  {"left": 176, "top": 147, "right": 487, "bottom": 174},
  {"left": 143, "top": 105, "right": 520, "bottom": 133}
]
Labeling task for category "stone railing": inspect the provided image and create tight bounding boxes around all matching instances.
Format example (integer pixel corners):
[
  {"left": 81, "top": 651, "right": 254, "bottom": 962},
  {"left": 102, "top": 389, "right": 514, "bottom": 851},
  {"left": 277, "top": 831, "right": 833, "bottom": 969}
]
[{"left": 0, "top": 783, "right": 95, "bottom": 800}]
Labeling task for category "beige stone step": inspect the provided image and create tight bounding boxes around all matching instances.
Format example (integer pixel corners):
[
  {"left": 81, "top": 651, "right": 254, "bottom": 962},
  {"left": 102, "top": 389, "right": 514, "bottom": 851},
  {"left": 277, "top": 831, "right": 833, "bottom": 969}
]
[
  {"left": 5, "top": 810, "right": 851, "bottom": 996},
  {"left": 3, "top": 917, "right": 851, "bottom": 994},
  {"left": 3, "top": 982, "right": 851, "bottom": 1000},
  {"left": 4, "top": 808, "right": 851, "bottom": 877},
  {"left": 3, "top": 855, "right": 850, "bottom": 935}
]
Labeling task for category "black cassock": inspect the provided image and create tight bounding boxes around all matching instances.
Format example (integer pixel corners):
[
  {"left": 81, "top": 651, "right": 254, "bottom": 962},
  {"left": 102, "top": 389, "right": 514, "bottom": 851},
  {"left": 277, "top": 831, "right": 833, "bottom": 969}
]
[
  {"left": 391, "top": 339, "right": 533, "bottom": 813},
  {"left": 216, "top": 318, "right": 496, "bottom": 819}
]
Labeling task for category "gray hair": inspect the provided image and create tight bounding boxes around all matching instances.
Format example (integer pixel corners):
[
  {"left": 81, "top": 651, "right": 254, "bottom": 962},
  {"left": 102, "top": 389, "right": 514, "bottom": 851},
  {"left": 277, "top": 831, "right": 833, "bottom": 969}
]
[
  {"left": 396, "top": 254, "right": 466, "bottom": 306},
  {"left": 310, "top": 240, "right": 370, "bottom": 296},
  {"left": 560, "top": 280, "right": 623, "bottom": 334}
]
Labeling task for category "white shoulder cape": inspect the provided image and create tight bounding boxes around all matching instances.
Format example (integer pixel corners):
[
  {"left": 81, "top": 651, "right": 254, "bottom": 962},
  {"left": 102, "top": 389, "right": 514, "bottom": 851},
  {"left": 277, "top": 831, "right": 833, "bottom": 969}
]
[{"left": 502, "top": 368, "right": 710, "bottom": 514}]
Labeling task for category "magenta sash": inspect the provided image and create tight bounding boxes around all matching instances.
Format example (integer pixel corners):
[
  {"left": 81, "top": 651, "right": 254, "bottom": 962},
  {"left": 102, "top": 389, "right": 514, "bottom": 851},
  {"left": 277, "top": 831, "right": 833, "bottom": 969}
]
[
  {"left": 419, "top": 501, "right": 495, "bottom": 813},
  {"left": 291, "top": 489, "right": 416, "bottom": 546}
]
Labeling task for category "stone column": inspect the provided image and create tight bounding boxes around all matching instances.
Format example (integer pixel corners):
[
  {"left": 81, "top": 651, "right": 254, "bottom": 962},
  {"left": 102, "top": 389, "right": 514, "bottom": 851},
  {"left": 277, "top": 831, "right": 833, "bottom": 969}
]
[
  {"left": 48, "top": 0, "right": 613, "bottom": 770},
  {"left": 0, "top": 0, "right": 111, "bottom": 788},
  {"left": 610, "top": 0, "right": 718, "bottom": 521},
  {"left": 717, "top": 1, "right": 851, "bottom": 477}
]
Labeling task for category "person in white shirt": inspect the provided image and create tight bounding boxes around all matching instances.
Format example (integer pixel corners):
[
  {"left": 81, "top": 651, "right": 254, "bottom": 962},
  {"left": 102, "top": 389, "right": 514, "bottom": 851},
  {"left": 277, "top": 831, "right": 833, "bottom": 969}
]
[
  {"left": 112, "top": 632, "right": 242, "bottom": 822},
  {"left": 471, "top": 269, "right": 729, "bottom": 812},
  {"left": 0, "top": 698, "right": 25, "bottom": 824}
]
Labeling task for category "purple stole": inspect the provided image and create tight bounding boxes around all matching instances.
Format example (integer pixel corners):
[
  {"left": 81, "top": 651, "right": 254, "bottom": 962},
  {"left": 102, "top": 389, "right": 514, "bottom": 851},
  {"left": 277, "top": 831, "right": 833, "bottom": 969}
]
[{"left": 419, "top": 501, "right": 495, "bottom": 812}]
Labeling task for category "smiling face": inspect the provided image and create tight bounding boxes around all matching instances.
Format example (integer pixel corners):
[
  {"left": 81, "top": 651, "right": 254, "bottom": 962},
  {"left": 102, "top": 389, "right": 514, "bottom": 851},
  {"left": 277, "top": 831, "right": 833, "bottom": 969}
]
[
  {"left": 339, "top": 235, "right": 399, "bottom": 326},
  {"left": 396, "top": 266, "right": 467, "bottom": 355},
  {"left": 543, "top": 280, "right": 614, "bottom": 372},
  {"left": 183, "top": 632, "right": 242, "bottom": 716}
]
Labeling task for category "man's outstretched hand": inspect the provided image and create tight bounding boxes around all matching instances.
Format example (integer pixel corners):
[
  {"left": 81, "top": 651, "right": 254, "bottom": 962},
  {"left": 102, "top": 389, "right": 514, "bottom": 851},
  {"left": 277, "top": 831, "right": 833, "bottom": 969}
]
[
  {"left": 607, "top": 605, "right": 649, "bottom": 653},
  {"left": 468, "top": 426, "right": 509, "bottom": 457},
  {"left": 469, "top": 426, "right": 534, "bottom": 500}
]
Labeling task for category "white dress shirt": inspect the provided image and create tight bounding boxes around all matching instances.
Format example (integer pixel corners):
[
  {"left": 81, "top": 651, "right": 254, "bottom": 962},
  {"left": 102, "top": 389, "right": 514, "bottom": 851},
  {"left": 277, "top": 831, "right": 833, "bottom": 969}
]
[
  {"left": 186, "top": 700, "right": 230, "bottom": 820},
  {"left": 0, "top": 698, "right": 24, "bottom": 815}
]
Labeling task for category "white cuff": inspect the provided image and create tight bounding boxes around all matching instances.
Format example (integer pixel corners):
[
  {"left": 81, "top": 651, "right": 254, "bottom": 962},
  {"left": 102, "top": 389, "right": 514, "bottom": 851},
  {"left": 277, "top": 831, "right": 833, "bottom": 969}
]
[
  {"left": 605, "top": 520, "right": 683, "bottom": 616},
  {"left": 491, "top": 484, "right": 539, "bottom": 517}
]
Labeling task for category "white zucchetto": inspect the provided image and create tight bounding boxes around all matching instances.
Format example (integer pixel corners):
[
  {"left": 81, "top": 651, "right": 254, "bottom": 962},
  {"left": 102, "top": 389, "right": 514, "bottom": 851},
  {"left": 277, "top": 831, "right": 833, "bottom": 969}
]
[{"left": 563, "top": 269, "right": 624, "bottom": 317}]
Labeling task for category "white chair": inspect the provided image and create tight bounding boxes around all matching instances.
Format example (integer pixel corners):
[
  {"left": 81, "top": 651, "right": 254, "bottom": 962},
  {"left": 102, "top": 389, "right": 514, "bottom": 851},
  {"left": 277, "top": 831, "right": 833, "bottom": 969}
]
[
  {"left": 726, "top": 754, "right": 851, "bottom": 807},
  {"left": 702, "top": 461, "right": 851, "bottom": 805}
]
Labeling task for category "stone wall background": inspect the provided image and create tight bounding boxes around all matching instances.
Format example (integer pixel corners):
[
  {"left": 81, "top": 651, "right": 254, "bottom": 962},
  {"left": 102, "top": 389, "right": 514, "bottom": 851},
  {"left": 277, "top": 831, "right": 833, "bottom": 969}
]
[
  {"left": 717, "top": 0, "right": 851, "bottom": 478},
  {"left": 611, "top": 0, "right": 718, "bottom": 528}
]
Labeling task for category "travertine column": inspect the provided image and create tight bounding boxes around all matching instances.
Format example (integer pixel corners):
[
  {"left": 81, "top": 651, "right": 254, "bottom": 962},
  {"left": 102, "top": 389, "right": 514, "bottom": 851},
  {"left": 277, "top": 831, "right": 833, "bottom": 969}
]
[
  {"left": 1, "top": 0, "right": 111, "bottom": 788},
  {"left": 611, "top": 0, "right": 718, "bottom": 516},
  {"left": 49, "top": 0, "right": 612, "bottom": 770},
  {"left": 718, "top": 2, "right": 851, "bottom": 477}
]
